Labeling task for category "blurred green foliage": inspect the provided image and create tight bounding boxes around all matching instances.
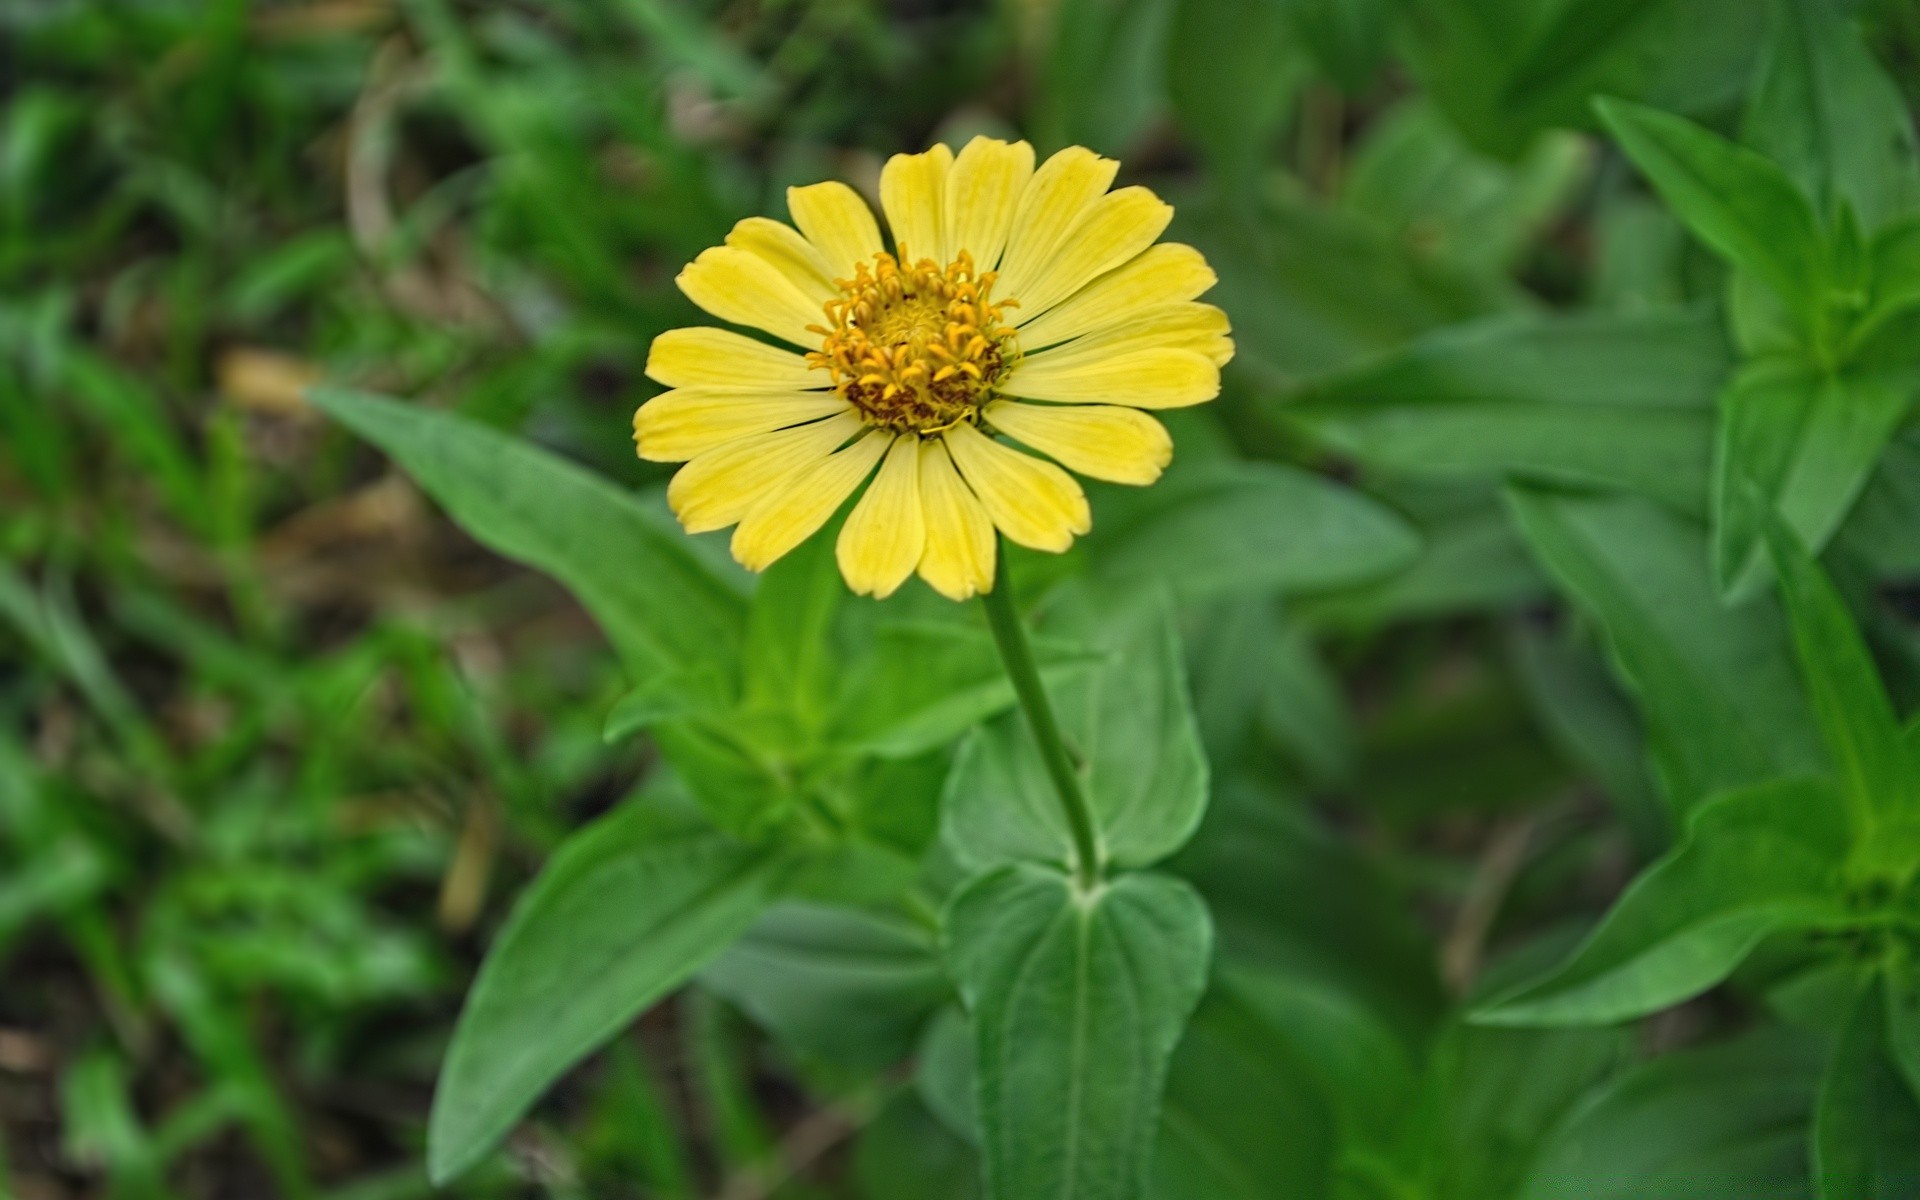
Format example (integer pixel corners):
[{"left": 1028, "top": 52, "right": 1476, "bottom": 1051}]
[{"left": 9, "top": 0, "right": 1920, "bottom": 1197}]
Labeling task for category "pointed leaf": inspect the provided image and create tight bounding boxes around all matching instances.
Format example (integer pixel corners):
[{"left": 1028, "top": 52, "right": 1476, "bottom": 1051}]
[
  {"left": 1815, "top": 982, "right": 1920, "bottom": 1198},
  {"left": 944, "top": 865, "right": 1212, "bottom": 1200},
  {"left": 1714, "top": 361, "right": 1914, "bottom": 597},
  {"left": 1762, "top": 508, "right": 1920, "bottom": 830},
  {"left": 311, "top": 387, "right": 747, "bottom": 680},
  {"left": 1745, "top": 0, "right": 1920, "bottom": 231},
  {"left": 1507, "top": 487, "right": 1822, "bottom": 812},
  {"left": 427, "top": 806, "right": 784, "bottom": 1183},
  {"left": 1524, "top": 1029, "right": 1822, "bottom": 1198},
  {"left": 1091, "top": 461, "right": 1419, "bottom": 599},
  {"left": 1476, "top": 777, "right": 1849, "bottom": 1026},
  {"left": 944, "top": 599, "right": 1208, "bottom": 871},
  {"left": 1596, "top": 96, "right": 1829, "bottom": 321}
]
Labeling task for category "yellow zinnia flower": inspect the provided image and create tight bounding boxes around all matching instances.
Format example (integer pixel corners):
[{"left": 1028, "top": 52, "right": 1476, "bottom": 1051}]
[{"left": 634, "top": 136, "right": 1232, "bottom": 601}]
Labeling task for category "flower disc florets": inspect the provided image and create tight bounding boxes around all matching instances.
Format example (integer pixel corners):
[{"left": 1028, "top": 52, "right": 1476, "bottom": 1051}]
[{"left": 808, "top": 248, "right": 1018, "bottom": 435}]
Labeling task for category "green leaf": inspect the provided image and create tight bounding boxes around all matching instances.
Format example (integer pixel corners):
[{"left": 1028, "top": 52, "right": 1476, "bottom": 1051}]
[
  {"left": 1883, "top": 959, "right": 1920, "bottom": 1105},
  {"left": 1166, "top": 0, "right": 1302, "bottom": 194},
  {"left": 1762, "top": 509, "right": 1920, "bottom": 833},
  {"left": 1407, "top": 0, "right": 1763, "bottom": 161},
  {"left": 738, "top": 533, "right": 843, "bottom": 734},
  {"left": 1499, "top": 0, "right": 1670, "bottom": 112},
  {"left": 1523, "top": 1029, "right": 1822, "bottom": 1198},
  {"left": 1744, "top": 0, "right": 1920, "bottom": 232},
  {"left": 1713, "top": 361, "right": 1914, "bottom": 598},
  {"left": 1151, "top": 978, "right": 1337, "bottom": 1200},
  {"left": 426, "top": 805, "right": 785, "bottom": 1184},
  {"left": 1286, "top": 0, "right": 1397, "bottom": 93},
  {"left": 699, "top": 902, "right": 948, "bottom": 1069},
  {"left": 1091, "top": 461, "right": 1420, "bottom": 600},
  {"left": 310, "top": 387, "right": 747, "bottom": 681},
  {"left": 1508, "top": 487, "right": 1822, "bottom": 811},
  {"left": 602, "top": 664, "right": 731, "bottom": 742},
  {"left": 1175, "top": 782, "right": 1445, "bottom": 1039},
  {"left": 1310, "top": 497, "right": 1550, "bottom": 631},
  {"left": 944, "top": 598, "right": 1207, "bottom": 872},
  {"left": 1285, "top": 308, "right": 1726, "bottom": 514},
  {"left": 944, "top": 864, "right": 1212, "bottom": 1200},
  {"left": 834, "top": 619, "right": 1098, "bottom": 759},
  {"left": 1343, "top": 100, "right": 1591, "bottom": 276},
  {"left": 1814, "top": 982, "right": 1920, "bottom": 1198},
  {"left": 1475, "top": 776, "right": 1849, "bottom": 1026},
  {"left": 1596, "top": 96, "right": 1829, "bottom": 320}
]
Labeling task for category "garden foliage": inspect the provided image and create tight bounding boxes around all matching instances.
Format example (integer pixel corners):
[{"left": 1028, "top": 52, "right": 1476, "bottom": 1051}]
[{"left": 8, "top": 1, "right": 1920, "bottom": 1197}]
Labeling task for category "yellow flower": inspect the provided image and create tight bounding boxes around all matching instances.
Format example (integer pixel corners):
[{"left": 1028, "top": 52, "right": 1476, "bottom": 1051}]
[{"left": 634, "top": 136, "right": 1232, "bottom": 601}]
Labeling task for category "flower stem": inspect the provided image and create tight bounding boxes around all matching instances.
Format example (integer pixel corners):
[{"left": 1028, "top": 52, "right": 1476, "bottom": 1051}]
[{"left": 979, "top": 542, "right": 1102, "bottom": 889}]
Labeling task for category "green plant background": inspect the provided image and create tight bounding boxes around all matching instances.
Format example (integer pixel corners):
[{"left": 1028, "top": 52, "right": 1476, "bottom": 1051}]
[{"left": 9, "top": 0, "right": 1920, "bottom": 1197}]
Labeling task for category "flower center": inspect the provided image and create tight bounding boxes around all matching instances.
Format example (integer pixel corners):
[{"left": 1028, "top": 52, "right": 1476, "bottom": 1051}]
[{"left": 809, "top": 248, "right": 1018, "bottom": 434}]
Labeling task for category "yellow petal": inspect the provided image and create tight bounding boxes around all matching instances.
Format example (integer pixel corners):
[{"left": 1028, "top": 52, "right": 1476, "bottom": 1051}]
[
  {"left": 916, "top": 438, "right": 997, "bottom": 601},
  {"left": 985, "top": 401, "right": 1172, "bottom": 485},
  {"left": 677, "top": 245, "right": 826, "bottom": 348},
  {"left": 1016, "top": 243, "right": 1218, "bottom": 347},
  {"left": 633, "top": 390, "right": 851, "bottom": 462},
  {"left": 667, "top": 411, "right": 862, "bottom": 533},
  {"left": 1020, "top": 303, "right": 1234, "bottom": 369},
  {"left": 942, "top": 422, "right": 1089, "bottom": 552},
  {"left": 725, "top": 217, "right": 837, "bottom": 301},
  {"left": 730, "top": 431, "right": 888, "bottom": 571},
  {"left": 943, "top": 136, "right": 1035, "bottom": 271},
  {"left": 996, "top": 147, "right": 1120, "bottom": 302},
  {"left": 1010, "top": 186, "right": 1173, "bottom": 319},
  {"left": 1001, "top": 347, "right": 1219, "bottom": 409},
  {"left": 787, "top": 181, "right": 885, "bottom": 278},
  {"left": 837, "top": 434, "right": 926, "bottom": 598},
  {"left": 645, "top": 326, "right": 825, "bottom": 391},
  {"left": 881, "top": 144, "right": 955, "bottom": 266}
]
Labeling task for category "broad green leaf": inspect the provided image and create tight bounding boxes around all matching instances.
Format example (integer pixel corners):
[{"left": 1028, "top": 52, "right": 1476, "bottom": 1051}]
[
  {"left": 1513, "top": 624, "right": 1668, "bottom": 853},
  {"left": 1091, "top": 461, "right": 1420, "bottom": 600},
  {"left": 1476, "top": 777, "right": 1849, "bottom": 1026},
  {"left": 1310, "top": 498, "right": 1550, "bottom": 631},
  {"left": 699, "top": 902, "right": 948, "bottom": 1069},
  {"left": 1597, "top": 97, "right": 1829, "bottom": 321},
  {"left": 1508, "top": 487, "right": 1822, "bottom": 811},
  {"left": 1713, "top": 361, "right": 1914, "bottom": 597},
  {"left": 1523, "top": 1029, "right": 1821, "bottom": 1198},
  {"left": 1175, "top": 781, "right": 1445, "bottom": 1039},
  {"left": 1165, "top": 0, "right": 1302, "bottom": 195},
  {"left": 1179, "top": 194, "right": 1513, "bottom": 382},
  {"left": 1814, "top": 982, "right": 1920, "bottom": 1198},
  {"left": 1033, "top": 0, "right": 1174, "bottom": 155},
  {"left": 1343, "top": 100, "right": 1591, "bottom": 275},
  {"left": 944, "top": 864, "right": 1212, "bottom": 1200},
  {"left": 1407, "top": 0, "right": 1762, "bottom": 160},
  {"left": 738, "top": 533, "right": 843, "bottom": 736},
  {"left": 834, "top": 619, "right": 1097, "bottom": 759},
  {"left": 1286, "top": 0, "right": 1397, "bottom": 93},
  {"left": 1403, "top": 1022, "right": 1631, "bottom": 1200},
  {"left": 1282, "top": 308, "right": 1728, "bottom": 513},
  {"left": 1498, "top": 0, "right": 1669, "bottom": 112},
  {"left": 1762, "top": 510, "right": 1920, "bottom": 834},
  {"left": 1744, "top": 0, "right": 1920, "bottom": 231},
  {"left": 426, "top": 805, "right": 784, "bottom": 1183},
  {"left": 1151, "top": 980, "right": 1337, "bottom": 1200},
  {"left": 1883, "top": 959, "right": 1920, "bottom": 1105},
  {"left": 856, "top": 1095, "right": 982, "bottom": 1200},
  {"left": 602, "top": 665, "right": 731, "bottom": 742},
  {"left": 310, "top": 387, "right": 747, "bottom": 680},
  {"left": 944, "top": 598, "right": 1207, "bottom": 872}
]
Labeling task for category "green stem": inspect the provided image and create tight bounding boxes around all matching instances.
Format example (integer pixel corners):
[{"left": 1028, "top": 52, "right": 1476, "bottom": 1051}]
[{"left": 979, "top": 542, "right": 1102, "bottom": 888}]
